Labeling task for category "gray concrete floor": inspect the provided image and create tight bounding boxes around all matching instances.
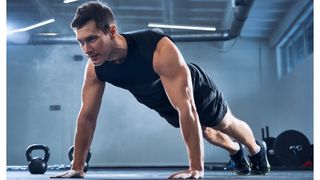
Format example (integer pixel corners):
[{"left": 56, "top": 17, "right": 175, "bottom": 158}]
[{"left": 7, "top": 168, "right": 313, "bottom": 179}]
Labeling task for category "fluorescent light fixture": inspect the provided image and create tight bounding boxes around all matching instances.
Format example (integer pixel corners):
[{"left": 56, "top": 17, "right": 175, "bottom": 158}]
[
  {"left": 7, "top": 19, "right": 55, "bottom": 35},
  {"left": 148, "top": 23, "right": 216, "bottom": 31},
  {"left": 64, "top": 0, "right": 79, "bottom": 3},
  {"left": 36, "top": 33, "right": 58, "bottom": 36}
]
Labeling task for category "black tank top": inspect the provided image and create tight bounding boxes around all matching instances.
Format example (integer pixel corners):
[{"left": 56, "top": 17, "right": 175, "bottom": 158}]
[
  {"left": 94, "top": 29, "right": 222, "bottom": 127},
  {"left": 95, "top": 29, "right": 174, "bottom": 114}
]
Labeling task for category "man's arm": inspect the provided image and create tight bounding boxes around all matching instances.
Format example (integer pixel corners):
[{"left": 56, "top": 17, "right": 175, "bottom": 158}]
[
  {"left": 51, "top": 62, "right": 105, "bottom": 178},
  {"left": 153, "top": 37, "right": 204, "bottom": 179},
  {"left": 72, "top": 62, "right": 105, "bottom": 171}
]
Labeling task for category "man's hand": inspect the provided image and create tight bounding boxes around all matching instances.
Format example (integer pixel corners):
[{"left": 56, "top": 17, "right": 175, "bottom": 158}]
[
  {"left": 50, "top": 170, "right": 85, "bottom": 178},
  {"left": 168, "top": 169, "right": 204, "bottom": 179}
]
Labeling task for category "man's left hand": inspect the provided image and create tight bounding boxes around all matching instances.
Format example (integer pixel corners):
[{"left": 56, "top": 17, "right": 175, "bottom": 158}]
[{"left": 168, "top": 169, "right": 204, "bottom": 179}]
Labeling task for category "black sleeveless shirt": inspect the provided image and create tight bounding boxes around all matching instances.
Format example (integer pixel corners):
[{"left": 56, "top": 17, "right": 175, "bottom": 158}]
[
  {"left": 95, "top": 29, "right": 178, "bottom": 124},
  {"left": 94, "top": 29, "right": 227, "bottom": 128}
]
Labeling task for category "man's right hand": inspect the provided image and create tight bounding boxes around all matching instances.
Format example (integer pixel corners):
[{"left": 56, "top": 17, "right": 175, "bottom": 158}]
[
  {"left": 168, "top": 169, "right": 204, "bottom": 179},
  {"left": 50, "top": 170, "right": 85, "bottom": 178}
]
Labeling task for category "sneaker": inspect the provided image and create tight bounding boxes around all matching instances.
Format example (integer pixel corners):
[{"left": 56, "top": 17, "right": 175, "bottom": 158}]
[
  {"left": 248, "top": 141, "right": 271, "bottom": 175},
  {"left": 229, "top": 143, "right": 250, "bottom": 175}
]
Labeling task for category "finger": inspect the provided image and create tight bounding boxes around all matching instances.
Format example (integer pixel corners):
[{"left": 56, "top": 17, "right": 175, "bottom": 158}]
[
  {"left": 170, "top": 174, "right": 184, "bottom": 179},
  {"left": 168, "top": 170, "right": 185, "bottom": 179},
  {"left": 183, "top": 174, "right": 192, "bottom": 179},
  {"left": 171, "top": 172, "right": 192, "bottom": 179},
  {"left": 50, "top": 171, "right": 69, "bottom": 178},
  {"left": 168, "top": 173, "right": 177, "bottom": 179},
  {"left": 169, "top": 173, "right": 182, "bottom": 179},
  {"left": 191, "top": 170, "right": 204, "bottom": 179},
  {"left": 169, "top": 173, "right": 181, "bottom": 179},
  {"left": 62, "top": 171, "right": 83, "bottom": 178},
  {"left": 190, "top": 171, "right": 201, "bottom": 179},
  {"left": 50, "top": 171, "right": 84, "bottom": 178}
]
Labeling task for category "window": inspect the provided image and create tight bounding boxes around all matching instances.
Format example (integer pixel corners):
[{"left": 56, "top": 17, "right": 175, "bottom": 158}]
[
  {"left": 280, "top": 39, "right": 293, "bottom": 73},
  {"left": 292, "top": 27, "right": 305, "bottom": 65},
  {"left": 277, "top": 12, "right": 313, "bottom": 78},
  {"left": 305, "top": 15, "right": 313, "bottom": 55}
]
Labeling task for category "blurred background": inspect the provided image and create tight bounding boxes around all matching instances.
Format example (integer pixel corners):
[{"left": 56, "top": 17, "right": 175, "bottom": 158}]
[{"left": 7, "top": 0, "right": 313, "bottom": 167}]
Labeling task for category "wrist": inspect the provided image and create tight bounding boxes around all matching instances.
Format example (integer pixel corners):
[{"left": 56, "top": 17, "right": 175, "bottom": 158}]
[
  {"left": 71, "top": 164, "right": 84, "bottom": 172},
  {"left": 190, "top": 163, "right": 204, "bottom": 171}
]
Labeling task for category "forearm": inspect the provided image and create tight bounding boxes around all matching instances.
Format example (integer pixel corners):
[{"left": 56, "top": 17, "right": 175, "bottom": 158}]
[
  {"left": 72, "top": 113, "right": 97, "bottom": 171},
  {"left": 179, "top": 109, "right": 204, "bottom": 171}
]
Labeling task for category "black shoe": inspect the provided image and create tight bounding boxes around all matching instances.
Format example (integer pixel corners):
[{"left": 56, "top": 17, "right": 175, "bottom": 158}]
[
  {"left": 248, "top": 141, "right": 271, "bottom": 175},
  {"left": 230, "top": 143, "right": 250, "bottom": 175}
]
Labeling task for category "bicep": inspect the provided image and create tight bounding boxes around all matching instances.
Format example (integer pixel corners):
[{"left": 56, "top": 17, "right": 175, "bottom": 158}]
[
  {"left": 159, "top": 66, "right": 194, "bottom": 112},
  {"left": 154, "top": 38, "right": 194, "bottom": 112}
]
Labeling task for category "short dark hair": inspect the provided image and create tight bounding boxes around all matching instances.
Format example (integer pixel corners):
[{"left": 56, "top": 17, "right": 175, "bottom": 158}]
[{"left": 70, "top": 1, "right": 115, "bottom": 33}]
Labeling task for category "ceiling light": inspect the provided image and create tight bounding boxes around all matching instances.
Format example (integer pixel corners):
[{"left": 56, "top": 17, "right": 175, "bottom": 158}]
[
  {"left": 36, "top": 33, "right": 58, "bottom": 36},
  {"left": 148, "top": 23, "right": 216, "bottom": 31},
  {"left": 63, "top": 0, "right": 79, "bottom": 3},
  {"left": 7, "top": 19, "right": 55, "bottom": 35}
]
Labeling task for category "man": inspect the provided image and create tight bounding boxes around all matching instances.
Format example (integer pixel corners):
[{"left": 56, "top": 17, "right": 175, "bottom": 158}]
[{"left": 52, "top": 1, "right": 270, "bottom": 179}]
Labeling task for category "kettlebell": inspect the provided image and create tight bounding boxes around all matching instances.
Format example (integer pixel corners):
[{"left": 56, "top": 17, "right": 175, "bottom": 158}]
[
  {"left": 68, "top": 145, "right": 92, "bottom": 172},
  {"left": 26, "top": 144, "right": 50, "bottom": 174}
]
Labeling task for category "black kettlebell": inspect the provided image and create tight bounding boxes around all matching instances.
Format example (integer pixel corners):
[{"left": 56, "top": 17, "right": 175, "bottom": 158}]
[
  {"left": 68, "top": 145, "right": 92, "bottom": 172},
  {"left": 26, "top": 144, "right": 50, "bottom": 174}
]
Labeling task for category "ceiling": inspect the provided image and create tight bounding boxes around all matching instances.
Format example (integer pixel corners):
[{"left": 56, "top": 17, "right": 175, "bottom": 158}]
[{"left": 7, "top": 0, "right": 303, "bottom": 42}]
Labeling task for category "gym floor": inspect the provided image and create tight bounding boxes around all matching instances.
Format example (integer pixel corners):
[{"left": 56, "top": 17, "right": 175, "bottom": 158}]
[{"left": 7, "top": 167, "right": 313, "bottom": 180}]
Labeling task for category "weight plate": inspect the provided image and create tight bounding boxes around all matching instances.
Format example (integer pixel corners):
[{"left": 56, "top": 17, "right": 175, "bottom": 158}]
[{"left": 273, "top": 130, "right": 311, "bottom": 167}]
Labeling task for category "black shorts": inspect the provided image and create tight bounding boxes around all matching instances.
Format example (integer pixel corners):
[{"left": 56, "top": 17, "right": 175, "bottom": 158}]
[{"left": 158, "top": 63, "right": 228, "bottom": 128}]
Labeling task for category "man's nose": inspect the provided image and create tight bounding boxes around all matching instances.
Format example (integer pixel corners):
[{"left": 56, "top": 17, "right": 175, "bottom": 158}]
[{"left": 83, "top": 43, "right": 93, "bottom": 54}]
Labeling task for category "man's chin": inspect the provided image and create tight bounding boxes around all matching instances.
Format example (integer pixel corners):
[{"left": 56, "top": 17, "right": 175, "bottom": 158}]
[{"left": 91, "top": 59, "right": 104, "bottom": 66}]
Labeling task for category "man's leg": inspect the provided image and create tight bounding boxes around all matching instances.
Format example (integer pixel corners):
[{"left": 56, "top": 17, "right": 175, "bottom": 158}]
[
  {"left": 213, "top": 109, "right": 259, "bottom": 155},
  {"left": 213, "top": 108, "right": 270, "bottom": 175},
  {"left": 202, "top": 126, "right": 239, "bottom": 154},
  {"left": 202, "top": 126, "right": 250, "bottom": 175}
]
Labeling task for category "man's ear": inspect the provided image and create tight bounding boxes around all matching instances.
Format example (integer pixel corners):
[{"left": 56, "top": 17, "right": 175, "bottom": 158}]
[{"left": 109, "top": 24, "right": 117, "bottom": 38}]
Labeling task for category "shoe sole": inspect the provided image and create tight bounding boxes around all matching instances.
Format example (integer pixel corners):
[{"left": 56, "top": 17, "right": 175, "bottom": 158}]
[{"left": 235, "top": 171, "right": 251, "bottom": 175}]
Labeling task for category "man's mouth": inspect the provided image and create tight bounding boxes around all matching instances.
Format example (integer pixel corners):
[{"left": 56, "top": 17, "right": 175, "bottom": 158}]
[{"left": 89, "top": 54, "right": 99, "bottom": 60}]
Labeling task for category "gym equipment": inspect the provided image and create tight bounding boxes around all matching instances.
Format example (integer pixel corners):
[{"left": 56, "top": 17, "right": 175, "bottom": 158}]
[
  {"left": 273, "top": 130, "right": 311, "bottom": 167},
  {"left": 261, "top": 126, "right": 282, "bottom": 166},
  {"left": 68, "top": 145, "right": 92, "bottom": 172},
  {"left": 26, "top": 144, "right": 50, "bottom": 174}
]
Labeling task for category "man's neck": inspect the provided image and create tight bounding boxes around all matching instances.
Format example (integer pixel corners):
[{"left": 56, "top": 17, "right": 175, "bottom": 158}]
[{"left": 107, "top": 34, "right": 128, "bottom": 63}]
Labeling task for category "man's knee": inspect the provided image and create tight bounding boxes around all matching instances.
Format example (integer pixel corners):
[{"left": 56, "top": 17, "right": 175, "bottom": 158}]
[
  {"left": 214, "top": 111, "right": 234, "bottom": 132},
  {"left": 202, "top": 126, "right": 210, "bottom": 138}
]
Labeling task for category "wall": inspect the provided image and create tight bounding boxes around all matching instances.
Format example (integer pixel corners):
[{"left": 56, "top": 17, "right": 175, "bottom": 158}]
[{"left": 7, "top": 36, "right": 313, "bottom": 166}]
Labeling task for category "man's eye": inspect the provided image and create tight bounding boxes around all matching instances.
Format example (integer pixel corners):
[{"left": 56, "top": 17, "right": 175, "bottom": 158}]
[{"left": 88, "top": 37, "right": 97, "bottom": 42}]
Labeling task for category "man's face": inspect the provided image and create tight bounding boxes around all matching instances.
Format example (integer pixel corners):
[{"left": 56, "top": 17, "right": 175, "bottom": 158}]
[{"left": 75, "top": 20, "right": 112, "bottom": 66}]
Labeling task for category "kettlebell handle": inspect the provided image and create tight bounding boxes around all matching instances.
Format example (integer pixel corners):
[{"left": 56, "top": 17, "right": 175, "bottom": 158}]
[
  {"left": 26, "top": 144, "right": 50, "bottom": 163},
  {"left": 68, "top": 145, "right": 91, "bottom": 162}
]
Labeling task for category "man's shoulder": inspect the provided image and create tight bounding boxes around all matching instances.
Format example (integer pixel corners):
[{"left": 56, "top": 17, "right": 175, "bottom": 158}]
[{"left": 122, "top": 28, "right": 163, "bottom": 36}]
